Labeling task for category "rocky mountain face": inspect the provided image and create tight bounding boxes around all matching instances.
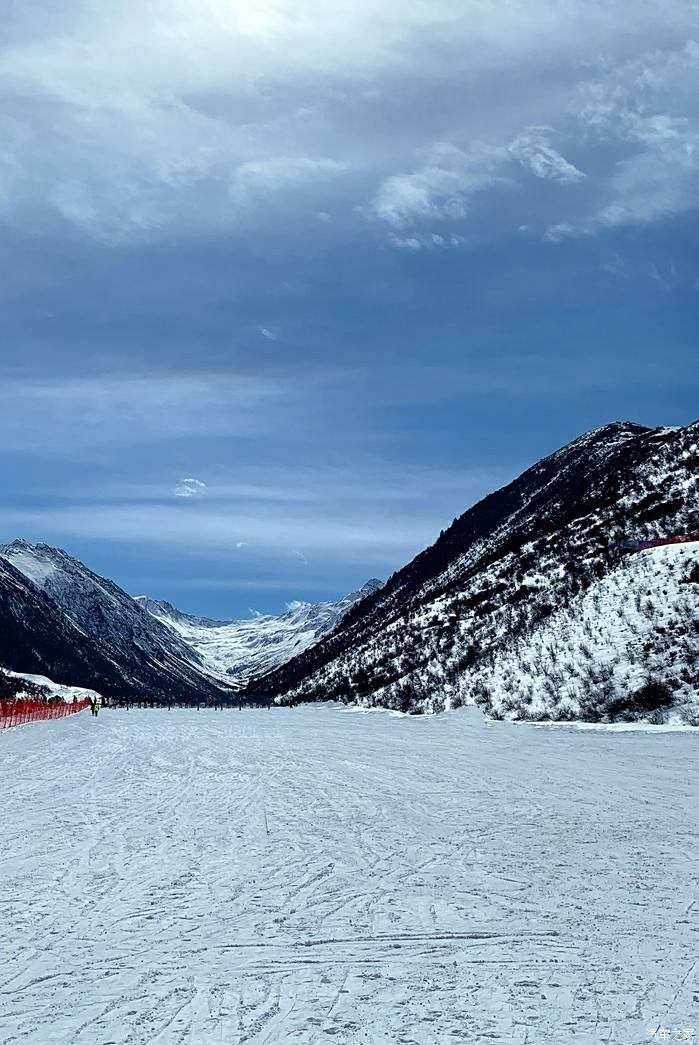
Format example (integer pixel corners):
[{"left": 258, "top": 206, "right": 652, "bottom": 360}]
[
  {"left": 0, "top": 541, "right": 228, "bottom": 702},
  {"left": 258, "top": 421, "right": 699, "bottom": 723},
  {"left": 0, "top": 554, "right": 120, "bottom": 695},
  {"left": 135, "top": 580, "right": 383, "bottom": 686},
  {"left": 0, "top": 538, "right": 382, "bottom": 699}
]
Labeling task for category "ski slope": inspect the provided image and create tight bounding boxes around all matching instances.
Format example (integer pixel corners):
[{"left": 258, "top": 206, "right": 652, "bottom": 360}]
[{"left": 1, "top": 707, "right": 696, "bottom": 1044}]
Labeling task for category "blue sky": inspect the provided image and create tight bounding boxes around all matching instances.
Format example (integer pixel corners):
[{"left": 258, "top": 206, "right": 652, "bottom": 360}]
[{"left": 0, "top": 0, "right": 697, "bottom": 617}]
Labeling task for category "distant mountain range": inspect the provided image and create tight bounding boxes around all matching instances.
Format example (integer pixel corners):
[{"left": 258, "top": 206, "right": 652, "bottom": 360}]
[
  {"left": 2, "top": 420, "right": 697, "bottom": 721},
  {"left": 0, "top": 538, "right": 381, "bottom": 701},
  {"left": 134, "top": 580, "right": 382, "bottom": 687},
  {"left": 258, "top": 420, "right": 699, "bottom": 724},
  {"left": 0, "top": 540, "right": 226, "bottom": 701}
]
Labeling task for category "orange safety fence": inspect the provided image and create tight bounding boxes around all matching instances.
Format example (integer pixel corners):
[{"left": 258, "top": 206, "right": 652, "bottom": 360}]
[{"left": 0, "top": 697, "right": 92, "bottom": 729}]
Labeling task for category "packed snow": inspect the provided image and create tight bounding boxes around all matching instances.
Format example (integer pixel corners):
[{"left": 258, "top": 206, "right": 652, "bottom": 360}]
[{"left": 1, "top": 706, "right": 696, "bottom": 1044}]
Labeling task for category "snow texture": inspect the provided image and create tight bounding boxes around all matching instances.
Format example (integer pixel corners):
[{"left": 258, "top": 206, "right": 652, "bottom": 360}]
[
  {"left": 462, "top": 543, "right": 699, "bottom": 723},
  {"left": 1, "top": 706, "right": 696, "bottom": 1044},
  {"left": 2, "top": 668, "right": 102, "bottom": 704},
  {"left": 136, "top": 581, "right": 383, "bottom": 686}
]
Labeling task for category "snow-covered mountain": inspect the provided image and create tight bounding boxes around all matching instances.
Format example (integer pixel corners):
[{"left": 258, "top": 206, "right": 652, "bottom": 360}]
[
  {"left": 463, "top": 541, "right": 699, "bottom": 724},
  {"left": 135, "top": 580, "right": 383, "bottom": 686},
  {"left": 1, "top": 667, "right": 102, "bottom": 705},
  {"left": 259, "top": 420, "right": 699, "bottom": 723},
  {"left": 0, "top": 540, "right": 228, "bottom": 702},
  {"left": 0, "top": 537, "right": 382, "bottom": 698}
]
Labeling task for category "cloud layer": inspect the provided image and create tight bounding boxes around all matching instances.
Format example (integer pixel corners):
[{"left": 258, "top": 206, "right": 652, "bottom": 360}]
[{"left": 0, "top": 1, "right": 697, "bottom": 242}]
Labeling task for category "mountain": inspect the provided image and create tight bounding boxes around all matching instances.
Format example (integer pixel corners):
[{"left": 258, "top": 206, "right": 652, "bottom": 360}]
[
  {"left": 0, "top": 554, "right": 120, "bottom": 694},
  {"left": 1, "top": 666, "right": 103, "bottom": 705},
  {"left": 0, "top": 541, "right": 228, "bottom": 702},
  {"left": 257, "top": 420, "right": 699, "bottom": 724},
  {"left": 465, "top": 540, "right": 699, "bottom": 724},
  {"left": 135, "top": 580, "right": 383, "bottom": 686}
]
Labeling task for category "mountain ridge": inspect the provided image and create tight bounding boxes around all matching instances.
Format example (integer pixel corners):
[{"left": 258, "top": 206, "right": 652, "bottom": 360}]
[
  {"left": 0, "top": 537, "right": 383, "bottom": 697},
  {"left": 0, "top": 540, "right": 228, "bottom": 701},
  {"left": 256, "top": 419, "right": 699, "bottom": 723},
  {"left": 135, "top": 579, "right": 384, "bottom": 685}
]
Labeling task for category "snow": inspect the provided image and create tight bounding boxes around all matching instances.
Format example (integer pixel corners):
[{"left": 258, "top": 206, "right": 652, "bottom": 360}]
[
  {"left": 137, "top": 581, "right": 383, "bottom": 685},
  {"left": 460, "top": 542, "right": 699, "bottom": 723},
  {"left": 0, "top": 547, "right": 58, "bottom": 588},
  {"left": 2, "top": 669, "right": 102, "bottom": 704},
  {"left": 1, "top": 706, "right": 696, "bottom": 1044}
]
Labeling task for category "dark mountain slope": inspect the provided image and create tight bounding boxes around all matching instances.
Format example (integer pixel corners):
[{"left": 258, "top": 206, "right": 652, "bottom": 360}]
[
  {"left": 257, "top": 420, "right": 699, "bottom": 719},
  {"left": 0, "top": 541, "right": 229, "bottom": 701},
  {"left": 0, "top": 556, "right": 121, "bottom": 694}
]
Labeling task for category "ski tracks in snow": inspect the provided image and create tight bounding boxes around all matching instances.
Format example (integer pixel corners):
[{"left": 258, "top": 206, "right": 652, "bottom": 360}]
[{"left": 0, "top": 706, "right": 697, "bottom": 1044}]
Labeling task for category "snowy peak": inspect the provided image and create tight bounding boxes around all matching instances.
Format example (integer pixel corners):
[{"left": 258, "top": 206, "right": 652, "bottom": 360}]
[
  {"left": 0, "top": 539, "right": 65, "bottom": 588},
  {"left": 133, "top": 596, "right": 225, "bottom": 630},
  {"left": 135, "top": 578, "right": 385, "bottom": 686},
  {"left": 352, "top": 578, "right": 384, "bottom": 600}
]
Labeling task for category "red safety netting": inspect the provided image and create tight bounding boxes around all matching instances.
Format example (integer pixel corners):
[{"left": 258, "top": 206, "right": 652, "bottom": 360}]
[{"left": 0, "top": 697, "right": 91, "bottom": 729}]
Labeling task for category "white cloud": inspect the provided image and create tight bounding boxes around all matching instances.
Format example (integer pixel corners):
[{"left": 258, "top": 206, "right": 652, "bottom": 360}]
[
  {"left": 568, "top": 41, "right": 699, "bottom": 232},
  {"left": 0, "top": 1, "right": 696, "bottom": 240},
  {"left": 258, "top": 326, "right": 277, "bottom": 341},
  {"left": 370, "top": 142, "right": 506, "bottom": 229},
  {"left": 509, "top": 127, "right": 585, "bottom": 183},
  {"left": 545, "top": 222, "right": 575, "bottom": 242},
  {"left": 174, "top": 478, "right": 207, "bottom": 498},
  {"left": 389, "top": 230, "right": 465, "bottom": 250}
]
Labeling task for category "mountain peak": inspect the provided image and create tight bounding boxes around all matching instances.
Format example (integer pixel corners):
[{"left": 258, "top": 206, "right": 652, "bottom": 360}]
[
  {"left": 357, "top": 578, "right": 383, "bottom": 598},
  {"left": 137, "top": 580, "right": 386, "bottom": 686},
  {"left": 258, "top": 418, "right": 699, "bottom": 722}
]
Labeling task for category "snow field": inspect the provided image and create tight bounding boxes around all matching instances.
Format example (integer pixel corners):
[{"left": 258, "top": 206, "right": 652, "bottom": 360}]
[{"left": 0, "top": 707, "right": 697, "bottom": 1044}]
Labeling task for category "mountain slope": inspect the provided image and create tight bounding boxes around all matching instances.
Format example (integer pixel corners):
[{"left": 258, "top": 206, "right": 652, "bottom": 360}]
[
  {"left": 0, "top": 555, "right": 121, "bottom": 694},
  {"left": 461, "top": 541, "right": 699, "bottom": 724},
  {"left": 135, "top": 580, "right": 382, "bottom": 686},
  {"left": 258, "top": 420, "right": 699, "bottom": 722},
  {"left": 0, "top": 541, "right": 228, "bottom": 701}
]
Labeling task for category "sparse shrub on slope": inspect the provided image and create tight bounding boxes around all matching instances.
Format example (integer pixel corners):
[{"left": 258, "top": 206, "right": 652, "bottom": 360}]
[{"left": 269, "top": 420, "right": 699, "bottom": 722}]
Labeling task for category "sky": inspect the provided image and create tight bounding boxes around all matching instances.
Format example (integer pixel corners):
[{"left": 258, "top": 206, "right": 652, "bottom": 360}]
[{"left": 0, "top": 0, "right": 697, "bottom": 618}]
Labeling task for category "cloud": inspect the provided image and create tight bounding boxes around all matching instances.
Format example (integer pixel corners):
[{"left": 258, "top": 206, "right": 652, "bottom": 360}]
[
  {"left": 231, "top": 157, "right": 346, "bottom": 203},
  {"left": 0, "top": 1, "right": 696, "bottom": 242},
  {"left": 258, "top": 326, "right": 277, "bottom": 341},
  {"left": 174, "top": 478, "right": 207, "bottom": 498},
  {"left": 0, "top": 461, "right": 505, "bottom": 573},
  {"left": 567, "top": 41, "right": 699, "bottom": 233},
  {"left": 370, "top": 142, "right": 506, "bottom": 229},
  {"left": 389, "top": 231, "right": 464, "bottom": 250},
  {"left": 0, "top": 371, "right": 292, "bottom": 453},
  {"left": 509, "top": 128, "right": 585, "bottom": 183}
]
